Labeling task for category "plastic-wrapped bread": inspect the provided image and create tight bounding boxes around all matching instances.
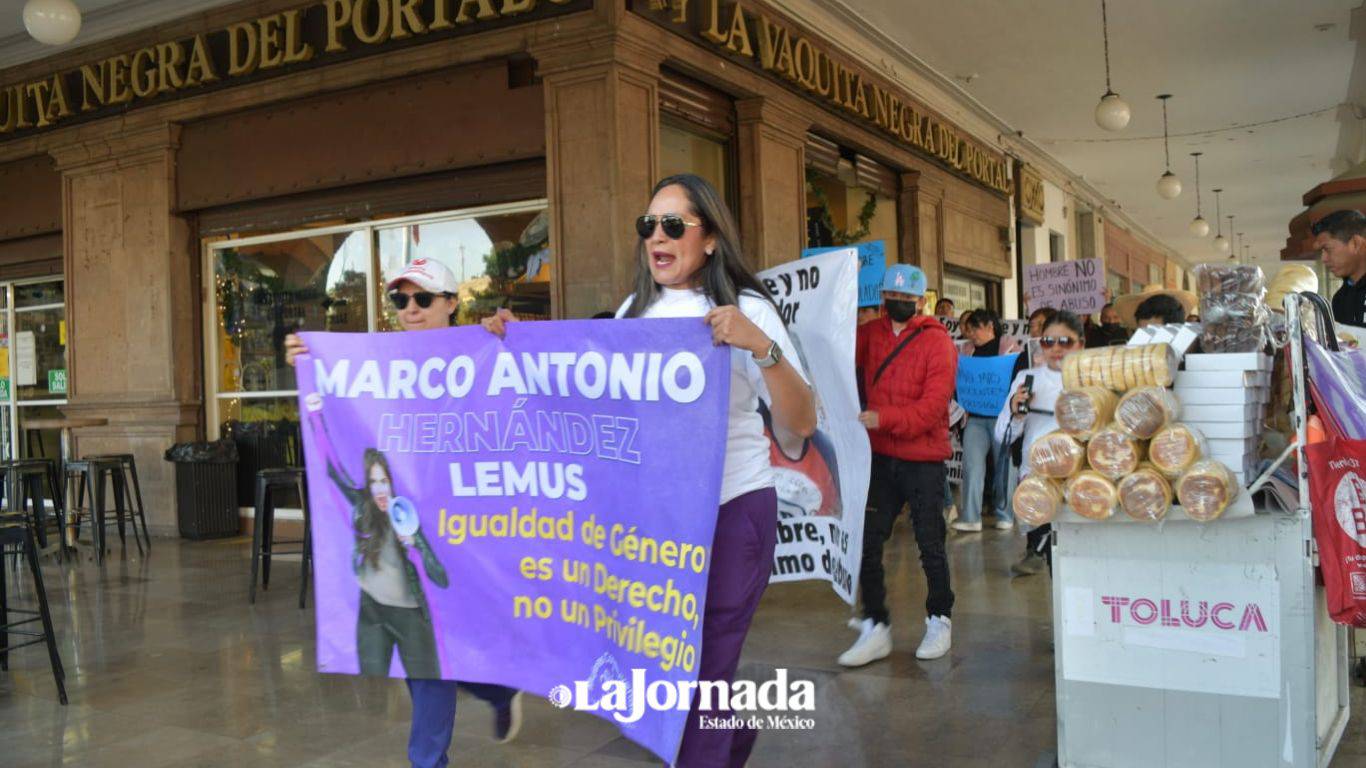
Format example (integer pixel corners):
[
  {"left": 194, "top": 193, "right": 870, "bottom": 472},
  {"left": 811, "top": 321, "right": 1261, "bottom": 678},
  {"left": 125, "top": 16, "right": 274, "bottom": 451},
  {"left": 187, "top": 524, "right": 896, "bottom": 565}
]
[
  {"left": 1118, "top": 466, "right": 1173, "bottom": 522},
  {"left": 1028, "top": 431, "right": 1088, "bottom": 479},
  {"left": 1115, "top": 386, "right": 1180, "bottom": 439},
  {"left": 1065, "top": 471, "right": 1119, "bottom": 520},
  {"left": 1195, "top": 263, "right": 1265, "bottom": 295},
  {"left": 1176, "top": 459, "right": 1240, "bottom": 522},
  {"left": 1056, "top": 388, "right": 1118, "bottom": 441},
  {"left": 1060, "top": 344, "right": 1176, "bottom": 390},
  {"left": 1149, "top": 423, "right": 1206, "bottom": 478},
  {"left": 1086, "top": 425, "right": 1145, "bottom": 479},
  {"left": 1013, "top": 475, "right": 1063, "bottom": 527}
]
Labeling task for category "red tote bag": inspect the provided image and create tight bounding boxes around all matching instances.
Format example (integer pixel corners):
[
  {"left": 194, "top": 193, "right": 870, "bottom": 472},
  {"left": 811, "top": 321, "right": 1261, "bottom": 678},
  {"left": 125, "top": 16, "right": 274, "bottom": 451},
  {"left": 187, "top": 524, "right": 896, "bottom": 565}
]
[{"left": 1306, "top": 438, "right": 1366, "bottom": 627}]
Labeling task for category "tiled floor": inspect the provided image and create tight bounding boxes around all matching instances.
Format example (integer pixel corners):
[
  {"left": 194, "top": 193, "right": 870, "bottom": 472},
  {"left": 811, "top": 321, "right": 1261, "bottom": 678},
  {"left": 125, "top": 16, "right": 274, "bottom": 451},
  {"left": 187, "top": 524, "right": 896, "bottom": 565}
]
[{"left": 2, "top": 522, "right": 1363, "bottom": 767}]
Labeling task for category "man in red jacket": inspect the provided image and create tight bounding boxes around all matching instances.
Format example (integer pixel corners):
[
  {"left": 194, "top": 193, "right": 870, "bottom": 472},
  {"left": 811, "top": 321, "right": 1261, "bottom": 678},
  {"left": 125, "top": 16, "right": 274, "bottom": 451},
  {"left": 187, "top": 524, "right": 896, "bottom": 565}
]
[{"left": 840, "top": 264, "right": 958, "bottom": 666}]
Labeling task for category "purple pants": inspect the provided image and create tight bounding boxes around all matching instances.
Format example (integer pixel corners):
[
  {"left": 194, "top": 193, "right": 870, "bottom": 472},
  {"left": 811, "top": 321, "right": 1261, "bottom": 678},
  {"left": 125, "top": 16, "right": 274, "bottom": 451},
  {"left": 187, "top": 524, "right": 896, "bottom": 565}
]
[{"left": 674, "top": 487, "right": 777, "bottom": 768}]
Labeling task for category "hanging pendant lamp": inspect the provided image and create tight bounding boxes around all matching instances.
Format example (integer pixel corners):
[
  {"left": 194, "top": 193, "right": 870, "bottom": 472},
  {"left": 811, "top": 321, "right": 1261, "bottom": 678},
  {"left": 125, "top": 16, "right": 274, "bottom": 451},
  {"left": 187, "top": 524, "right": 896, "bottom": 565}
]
[
  {"left": 1094, "top": 0, "right": 1130, "bottom": 131},
  {"left": 1155, "top": 95, "right": 1182, "bottom": 198},
  {"left": 1212, "top": 189, "right": 1229, "bottom": 253},
  {"left": 1188, "top": 152, "right": 1210, "bottom": 236},
  {"left": 23, "top": 0, "right": 81, "bottom": 46}
]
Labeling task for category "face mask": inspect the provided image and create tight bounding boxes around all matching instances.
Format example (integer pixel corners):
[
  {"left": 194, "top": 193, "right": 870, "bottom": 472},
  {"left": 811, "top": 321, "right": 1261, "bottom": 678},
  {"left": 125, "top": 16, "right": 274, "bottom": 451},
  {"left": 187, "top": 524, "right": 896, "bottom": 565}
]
[
  {"left": 1102, "top": 322, "right": 1123, "bottom": 331},
  {"left": 885, "top": 299, "right": 918, "bottom": 323}
]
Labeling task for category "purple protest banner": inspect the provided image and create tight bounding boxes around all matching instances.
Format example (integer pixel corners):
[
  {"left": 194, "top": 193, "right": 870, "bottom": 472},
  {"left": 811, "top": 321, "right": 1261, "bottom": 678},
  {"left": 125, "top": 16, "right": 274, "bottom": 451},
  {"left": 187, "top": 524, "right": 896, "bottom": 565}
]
[{"left": 295, "top": 318, "right": 729, "bottom": 764}]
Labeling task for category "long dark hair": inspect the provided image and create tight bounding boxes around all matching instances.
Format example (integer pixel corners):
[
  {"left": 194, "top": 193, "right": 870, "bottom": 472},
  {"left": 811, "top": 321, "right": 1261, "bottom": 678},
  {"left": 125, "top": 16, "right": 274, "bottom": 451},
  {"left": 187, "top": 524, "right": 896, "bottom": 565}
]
[
  {"left": 622, "top": 174, "right": 778, "bottom": 318},
  {"left": 357, "top": 448, "right": 393, "bottom": 569}
]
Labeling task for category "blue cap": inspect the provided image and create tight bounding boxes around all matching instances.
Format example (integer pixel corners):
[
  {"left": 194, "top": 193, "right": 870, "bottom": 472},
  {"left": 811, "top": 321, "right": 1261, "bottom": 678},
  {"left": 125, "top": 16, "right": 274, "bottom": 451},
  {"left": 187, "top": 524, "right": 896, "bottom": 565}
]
[{"left": 882, "top": 264, "right": 927, "bottom": 296}]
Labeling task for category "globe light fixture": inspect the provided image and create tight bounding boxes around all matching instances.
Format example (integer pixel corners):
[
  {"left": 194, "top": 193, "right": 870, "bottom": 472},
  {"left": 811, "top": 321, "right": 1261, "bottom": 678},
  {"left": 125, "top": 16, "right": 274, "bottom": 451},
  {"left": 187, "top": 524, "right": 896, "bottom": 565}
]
[
  {"left": 1154, "top": 95, "right": 1182, "bottom": 199},
  {"left": 23, "top": 0, "right": 81, "bottom": 46},
  {"left": 1094, "top": 1, "right": 1130, "bottom": 131},
  {"left": 1188, "top": 152, "right": 1210, "bottom": 236},
  {"left": 1212, "top": 188, "right": 1229, "bottom": 253}
]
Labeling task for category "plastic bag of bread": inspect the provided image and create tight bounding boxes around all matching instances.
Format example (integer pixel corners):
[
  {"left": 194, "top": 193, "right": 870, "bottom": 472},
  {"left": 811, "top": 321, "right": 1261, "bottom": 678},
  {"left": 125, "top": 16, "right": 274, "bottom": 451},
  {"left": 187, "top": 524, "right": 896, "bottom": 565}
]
[
  {"left": 1028, "top": 431, "right": 1087, "bottom": 479},
  {"left": 1118, "top": 466, "right": 1173, "bottom": 522},
  {"left": 1115, "top": 386, "right": 1180, "bottom": 439},
  {"left": 1056, "top": 387, "right": 1117, "bottom": 441},
  {"left": 1060, "top": 344, "right": 1176, "bottom": 390},
  {"left": 1086, "top": 425, "right": 1145, "bottom": 479},
  {"left": 1176, "top": 459, "right": 1240, "bottom": 522},
  {"left": 1195, "top": 263, "right": 1265, "bottom": 295},
  {"left": 1065, "top": 471, "right": 1119, "bottom": 520},
  {"left": 1149, "top": 423, "right": 1206, "bottom": 478},
  {"left": 1013, "top": 475, "right": 1063, "bottom": 527}
]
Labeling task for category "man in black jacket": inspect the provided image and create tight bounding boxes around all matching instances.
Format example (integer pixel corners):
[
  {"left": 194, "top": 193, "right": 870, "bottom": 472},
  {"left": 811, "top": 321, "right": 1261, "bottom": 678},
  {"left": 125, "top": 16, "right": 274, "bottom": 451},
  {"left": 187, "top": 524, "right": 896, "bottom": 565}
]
[{"left": 1312, "top": 210, "right": 1366, "bottom": 328}]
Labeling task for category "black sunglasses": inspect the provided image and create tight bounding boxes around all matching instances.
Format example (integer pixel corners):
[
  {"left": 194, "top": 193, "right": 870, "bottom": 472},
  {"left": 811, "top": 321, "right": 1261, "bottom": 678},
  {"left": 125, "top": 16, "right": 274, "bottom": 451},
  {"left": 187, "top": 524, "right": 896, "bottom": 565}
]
[
  {"left": 389, "top": 291, "right": 447, "bottom": 310},
  {"left": 1039, "top": 336, "right": 1079, "bottom": 349},
  {"left": 636, "top": 214, "right": 703, "bottom": 240}
]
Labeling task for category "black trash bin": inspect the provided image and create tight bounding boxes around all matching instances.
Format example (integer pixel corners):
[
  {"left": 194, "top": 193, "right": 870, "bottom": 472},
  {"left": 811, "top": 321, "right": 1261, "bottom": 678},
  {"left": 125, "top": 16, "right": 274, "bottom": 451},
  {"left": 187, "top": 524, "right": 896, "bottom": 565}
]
[{"left": 164, "top": 439, "right": 240, "bottom": 540}]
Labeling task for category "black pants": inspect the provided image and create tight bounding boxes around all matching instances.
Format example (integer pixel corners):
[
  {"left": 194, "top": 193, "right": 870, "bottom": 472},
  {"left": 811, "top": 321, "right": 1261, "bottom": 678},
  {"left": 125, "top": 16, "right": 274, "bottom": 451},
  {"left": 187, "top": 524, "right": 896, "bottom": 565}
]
[
  {"left": 1026, "top": 523, "right": 1053, "bottom": 567},
  {"left": 358, "top": 591, "right": 441, "bottom": 679},
  {"left": 860, "top": 455, "right": 954, "bottom": 623}
]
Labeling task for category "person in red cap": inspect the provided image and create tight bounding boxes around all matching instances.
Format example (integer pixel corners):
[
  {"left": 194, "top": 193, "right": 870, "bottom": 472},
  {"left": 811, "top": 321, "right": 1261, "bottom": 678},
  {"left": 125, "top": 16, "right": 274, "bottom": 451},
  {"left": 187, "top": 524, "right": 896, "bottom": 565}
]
[
  {"left": 841, "top": 264, "right": 958, "bottom": 667},
  {"left": 285, "top": 257, "right": 522, "bottom": 768}
]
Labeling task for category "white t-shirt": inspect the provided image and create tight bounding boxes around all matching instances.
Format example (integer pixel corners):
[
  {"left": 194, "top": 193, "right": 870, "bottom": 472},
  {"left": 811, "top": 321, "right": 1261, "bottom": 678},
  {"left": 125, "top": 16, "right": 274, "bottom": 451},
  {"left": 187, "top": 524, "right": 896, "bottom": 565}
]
[
  {"left": 616, "top": 287, "right": 809, "bottom": 505},
  {"left": 993, "top": 365, "right": 1063, "bottom": 478}
]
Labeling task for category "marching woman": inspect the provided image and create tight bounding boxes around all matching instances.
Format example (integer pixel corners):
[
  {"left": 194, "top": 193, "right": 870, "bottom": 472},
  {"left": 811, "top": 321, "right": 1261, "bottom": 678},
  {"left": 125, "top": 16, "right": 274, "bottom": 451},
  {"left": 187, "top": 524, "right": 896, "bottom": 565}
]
[
  {"left": 285, "top": 258, "right": 521, "bottom": 768},
  {"left": 993, "top": 310, "right": 1085, "bottom": 576},
  {"left": 482, "top": 173, "right": 816, "bottom": 767}
]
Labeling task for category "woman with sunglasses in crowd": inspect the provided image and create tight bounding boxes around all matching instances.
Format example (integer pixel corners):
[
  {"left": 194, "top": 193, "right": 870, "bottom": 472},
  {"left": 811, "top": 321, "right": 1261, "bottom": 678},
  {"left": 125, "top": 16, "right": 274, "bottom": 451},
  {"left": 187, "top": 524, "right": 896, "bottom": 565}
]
[
  {"left": 482, "top": 173, "right": 816, "bottom": 767},
  {"left": 993, "top": 310, "right": 1085, "bottom": 576},
  {"left": 284, "top": 259, "right": 522, "bottom": 768}
]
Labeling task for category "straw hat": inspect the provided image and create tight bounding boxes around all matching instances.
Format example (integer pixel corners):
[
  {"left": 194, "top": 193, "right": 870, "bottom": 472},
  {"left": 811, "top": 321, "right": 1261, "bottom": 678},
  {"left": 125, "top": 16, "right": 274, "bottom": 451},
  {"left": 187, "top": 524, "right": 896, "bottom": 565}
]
[
  {"left": 1113, "top": 283, "right": 1199, "bottom": 327},
  {"left": 1266, "top": 264, "right": 1319, "bottom": 311}
]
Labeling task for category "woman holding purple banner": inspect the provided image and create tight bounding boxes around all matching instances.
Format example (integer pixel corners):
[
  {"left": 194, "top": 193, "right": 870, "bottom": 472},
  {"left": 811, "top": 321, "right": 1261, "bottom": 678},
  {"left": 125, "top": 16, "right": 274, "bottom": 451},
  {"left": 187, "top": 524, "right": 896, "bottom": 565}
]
[
  {"left": 482, "top": 173, "right": 816, "bottom": 767},
  {"left": 286, "top": 258, "right": 522, "bottom": 768}
]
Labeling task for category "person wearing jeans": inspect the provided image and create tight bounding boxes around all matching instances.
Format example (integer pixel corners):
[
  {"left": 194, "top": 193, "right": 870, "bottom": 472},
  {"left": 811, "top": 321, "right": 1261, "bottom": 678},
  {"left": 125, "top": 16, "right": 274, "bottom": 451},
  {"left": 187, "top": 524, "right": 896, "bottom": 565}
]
[
  {"left": 840, "top": 264, "right": 958, "bottom": 666},
  {"left": 951, "top": 309, "right": 1023, "bottom": 533}
]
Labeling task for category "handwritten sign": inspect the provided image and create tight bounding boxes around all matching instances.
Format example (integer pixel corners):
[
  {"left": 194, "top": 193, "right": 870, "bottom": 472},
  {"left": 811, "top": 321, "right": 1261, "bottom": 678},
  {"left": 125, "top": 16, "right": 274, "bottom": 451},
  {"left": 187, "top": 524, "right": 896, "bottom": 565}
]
[
  {"left": 803, "top": 241, "right": 886, "bottom": 308},
  {"left": 1025, "top": 258, "right": 1104, "bottom": 315},
  {"left": 955, "top": 353, "right": 1021, "bottom": 417}
]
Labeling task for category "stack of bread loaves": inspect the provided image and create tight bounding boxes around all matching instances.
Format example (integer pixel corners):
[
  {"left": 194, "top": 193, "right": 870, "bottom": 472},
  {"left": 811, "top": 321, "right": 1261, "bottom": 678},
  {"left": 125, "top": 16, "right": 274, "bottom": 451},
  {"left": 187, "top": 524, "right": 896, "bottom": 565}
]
[{"left": 1012, "top": 343, "right": 1243, "bottom": 524}]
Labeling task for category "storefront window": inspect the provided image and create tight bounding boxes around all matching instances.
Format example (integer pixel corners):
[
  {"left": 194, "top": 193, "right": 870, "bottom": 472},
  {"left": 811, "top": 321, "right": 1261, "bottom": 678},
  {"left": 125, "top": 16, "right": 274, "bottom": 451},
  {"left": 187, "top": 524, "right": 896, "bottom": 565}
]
[
  {"left": 376, "top": 207, "right": 550, "bottom": 329},
  {"left": 660, "top": 122, "right": 732, "bottom": 207},
  {"left": 206, "top": 201, "right": 548, "bottom": 498},
  {"left": 1107, "top": 271, "right": 1129, "bottom": 298},
  {"left": 943, "top": 273, "right": 988, "bottom": 312},
  {"left": 805, "top": 168, "right": 898, "bottom": 250}
]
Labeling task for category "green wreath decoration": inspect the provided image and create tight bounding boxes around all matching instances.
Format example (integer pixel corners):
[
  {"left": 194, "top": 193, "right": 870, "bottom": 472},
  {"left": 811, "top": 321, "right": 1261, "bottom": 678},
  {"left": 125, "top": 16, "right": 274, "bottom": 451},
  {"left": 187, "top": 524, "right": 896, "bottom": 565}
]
[{"left": 806, "top": 168, "right": 880, "bottom": 246}]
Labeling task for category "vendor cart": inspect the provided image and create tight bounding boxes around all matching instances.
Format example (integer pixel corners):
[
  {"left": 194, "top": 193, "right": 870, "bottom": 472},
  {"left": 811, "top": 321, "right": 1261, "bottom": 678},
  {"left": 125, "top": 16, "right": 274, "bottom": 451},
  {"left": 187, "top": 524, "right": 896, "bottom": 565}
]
[{"left": 1051, "top": 292, "right": 1352, "bottom": 768}]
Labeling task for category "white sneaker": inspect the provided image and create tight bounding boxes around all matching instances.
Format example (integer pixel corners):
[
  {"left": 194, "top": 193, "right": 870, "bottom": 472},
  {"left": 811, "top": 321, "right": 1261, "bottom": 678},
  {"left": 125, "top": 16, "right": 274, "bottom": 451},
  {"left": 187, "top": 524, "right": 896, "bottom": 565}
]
[
  {"left": 838, "top": 619, "right": 892, "bottom": 667},
  {"left": 992, "top": 518, "right": 1014, "bottom": 530},
  {"left": 915, "top": 616, "right": 952, "bottom": 660},
  {"left": 945, "top": 505, "right": 959, "bottom": 523},
  {"left": 950, "top": 520, "right": 982, "bottom": 532}
]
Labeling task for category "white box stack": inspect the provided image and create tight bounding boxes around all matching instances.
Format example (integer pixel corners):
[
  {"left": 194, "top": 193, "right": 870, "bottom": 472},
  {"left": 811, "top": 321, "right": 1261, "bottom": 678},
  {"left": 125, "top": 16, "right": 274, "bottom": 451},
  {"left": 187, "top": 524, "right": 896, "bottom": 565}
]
[{"left": 1173, "top": 352, "right": 1272, "bottom": 485}]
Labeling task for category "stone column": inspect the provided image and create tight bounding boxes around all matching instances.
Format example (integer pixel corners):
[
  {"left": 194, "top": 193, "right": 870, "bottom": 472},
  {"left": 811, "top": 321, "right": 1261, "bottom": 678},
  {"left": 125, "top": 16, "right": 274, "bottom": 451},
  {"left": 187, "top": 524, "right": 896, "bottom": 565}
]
[
  {"left": 50, "top": 123, "right": 201, "bottom": 536},
  {"left": 735, "top": 97, "right": 809, "bottom": 271},
  {"left": 900, "top": 170, "right": 946, "bottom": 289},
  {"left": 535, "top": 34, "right": 664, "bottom": 318}
]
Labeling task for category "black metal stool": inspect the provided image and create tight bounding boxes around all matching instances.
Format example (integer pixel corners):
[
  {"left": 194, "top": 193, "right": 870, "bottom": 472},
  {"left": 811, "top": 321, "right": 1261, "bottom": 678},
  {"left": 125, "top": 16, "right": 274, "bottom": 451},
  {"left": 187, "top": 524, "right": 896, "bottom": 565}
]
[
  {"left": 1, "top": 461, "right": 64, "bottom": 562},
  {"left": 249, "top": 468, "right": 311, "bottom": 609},
  {"left": 0, "top": 511, "right": 67, "bottom": 705},
  {"left": 67, "top": 457, "right": 139, "bottom": 564},
  {"left": 81, "top": 454, "right": 151, "bottom": 550}
]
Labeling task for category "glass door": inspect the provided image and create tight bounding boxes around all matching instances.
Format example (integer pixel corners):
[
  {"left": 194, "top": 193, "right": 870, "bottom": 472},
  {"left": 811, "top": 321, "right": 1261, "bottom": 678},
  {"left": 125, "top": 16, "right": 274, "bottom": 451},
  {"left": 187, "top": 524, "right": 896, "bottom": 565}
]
[{"left": 0, "top": 278, "right": 67, "bottom": 462}]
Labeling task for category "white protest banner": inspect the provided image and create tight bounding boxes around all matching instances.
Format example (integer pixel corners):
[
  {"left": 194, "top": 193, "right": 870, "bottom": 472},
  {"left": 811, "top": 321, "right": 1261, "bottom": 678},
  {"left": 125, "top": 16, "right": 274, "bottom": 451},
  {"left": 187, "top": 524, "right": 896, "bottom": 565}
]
[
  {"left": 1025, "top": 258, "right": 1105, "bottom": 315},
  {"left": 759, "top": 250, "right": 869, "bottom": 604}
]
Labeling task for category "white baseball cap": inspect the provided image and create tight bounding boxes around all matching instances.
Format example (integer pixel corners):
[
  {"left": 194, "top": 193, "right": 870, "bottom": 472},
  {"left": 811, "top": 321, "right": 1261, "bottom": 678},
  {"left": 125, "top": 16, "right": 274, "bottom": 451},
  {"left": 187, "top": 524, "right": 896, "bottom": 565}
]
[{"left": 386, "top": 258, "right": 458, "bottom": 294}]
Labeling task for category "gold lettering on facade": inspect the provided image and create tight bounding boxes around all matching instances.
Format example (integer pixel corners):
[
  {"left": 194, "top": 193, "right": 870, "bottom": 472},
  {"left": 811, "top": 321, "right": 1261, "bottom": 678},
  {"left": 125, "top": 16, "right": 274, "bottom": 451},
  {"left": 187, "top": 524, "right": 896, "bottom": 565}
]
[
  {"left": 156, "top": 42, "right": 185, "bottom": 92},
  {"left": 393, "top": 0, "right": 428, "bottom": 37},
  {"left": 351, "top": 0, "right": 391, "bottom": 44},
  {"left": 722, "top": 2, "right": 752, "bottom": 57},
  {"left": 324, "top": 0, "right": 354, "bottom": 52},
  {"left": 130, "top": 47, "right": 158, "bottom": 98},
  {"left": 282, "top": 10, "right": 314, "bottom": 64},
  {"left": 184, "top": 34, "right": 218, "bottom": 85},
  {"left": 107, "top": 54, "right": 133, "bottom": 105},
  {"left": 79, "top": 62, "right": 105, "bottom": 111},
  {"left": 227, "top": 22, "right": 259, "bottom": 76},
  {"left": 258, "top": 15, "right": 285, "bottom": 68},
  {"left": 454, "top": 0, "right": 498, "bottom": 23},
  {"left": 25, "top": 82, "right": 51, "bottom": 127}
]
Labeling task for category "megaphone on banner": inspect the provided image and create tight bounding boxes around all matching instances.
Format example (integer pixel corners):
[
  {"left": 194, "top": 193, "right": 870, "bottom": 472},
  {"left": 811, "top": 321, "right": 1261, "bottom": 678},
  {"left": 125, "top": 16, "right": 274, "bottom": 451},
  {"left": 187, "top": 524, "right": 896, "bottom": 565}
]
[{"left": 388, "top": 496, "right": 420, "bottom": 537}]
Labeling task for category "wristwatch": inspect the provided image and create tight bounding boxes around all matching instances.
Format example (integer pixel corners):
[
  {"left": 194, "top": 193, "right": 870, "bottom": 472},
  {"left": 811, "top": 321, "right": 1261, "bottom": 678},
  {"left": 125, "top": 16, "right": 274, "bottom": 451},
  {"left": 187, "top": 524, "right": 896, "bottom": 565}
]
[{"left": 753, "top": 339, "right": 782, "bottom": 368}]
